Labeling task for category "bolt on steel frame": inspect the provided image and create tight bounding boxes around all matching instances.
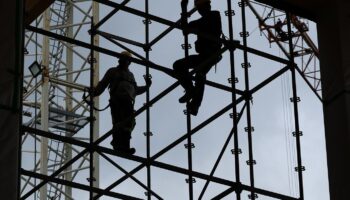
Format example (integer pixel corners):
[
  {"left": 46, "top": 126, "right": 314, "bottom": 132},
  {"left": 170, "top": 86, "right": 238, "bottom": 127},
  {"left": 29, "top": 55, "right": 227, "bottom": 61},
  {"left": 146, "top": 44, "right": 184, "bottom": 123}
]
[{"left": 20, "top": 0, "right": 321, "bottom": 199}]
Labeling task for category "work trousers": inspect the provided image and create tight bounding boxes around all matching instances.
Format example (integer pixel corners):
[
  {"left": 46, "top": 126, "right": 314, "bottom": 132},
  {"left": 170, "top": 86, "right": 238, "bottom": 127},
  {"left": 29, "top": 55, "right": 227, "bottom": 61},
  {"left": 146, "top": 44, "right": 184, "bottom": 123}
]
[
  {"left": 109, "top": 96, "right": 136, "bottom": 148},
  {"left": 173, "top": 53, "right": 221, "bottom": 108}
]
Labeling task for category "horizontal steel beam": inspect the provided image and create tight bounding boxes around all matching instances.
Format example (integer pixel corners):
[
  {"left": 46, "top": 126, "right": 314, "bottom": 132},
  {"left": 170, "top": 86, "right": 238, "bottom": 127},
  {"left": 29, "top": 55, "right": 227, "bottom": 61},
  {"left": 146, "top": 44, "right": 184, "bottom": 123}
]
[
  {"left": 26, "top": 25, "right": 290, "bottom": 77},
  {"left": 96, "top": 30, "right": 145, "bottom": 48},
  {"left": 93, "top": 0, "right": 290, "bottom": 65},
  {"left": 21, "top": 169, "right": 143, "bottom": 200},
  {"left": 22, "top": 125, "right": 298, "bottom": 200},
  {"left": 94, "top": 0, "right": 178, "bottom": 28},
  {"left": 98, "top": 152, "right": 164, "bottom": 200},
  {"left": 92, "top": 0, "right": 131, "bottom": 31},
  {"left": 20, "top": 59, "right": 288, "bottom": 199},
  {"left": 26, "top": 25, "right": 175, "bottom": 76},
  {"left": 49, "top": 77, "right": 88, "bottom": 91}
]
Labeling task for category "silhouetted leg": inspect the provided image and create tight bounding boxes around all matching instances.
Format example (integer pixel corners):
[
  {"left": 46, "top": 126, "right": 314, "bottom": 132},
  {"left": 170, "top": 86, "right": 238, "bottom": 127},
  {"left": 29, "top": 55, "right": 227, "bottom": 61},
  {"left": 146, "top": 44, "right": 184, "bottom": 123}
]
[
  {"left": 109, "top": 100, "right": 119, "bottom": 148},
  {"left": 117, "top": 96, "right": 136, "bottom": 154},
  {"left": 110, "top": 97, "right": 136, "bottom": 154},
  {"left": 173, "top": 58, "right": 194, "bottom": 90},
  {"left": 173, "top": 55, "right": 202, "bottom": 103},
  {"left": 189, "top": 73, "right": 206, "bottom": 115},
  {"left": 116, "top": 130, "right": 135, "bottom": 154},
  {"left": 189, "top": 54, "right": 222, "bottom": 115}
]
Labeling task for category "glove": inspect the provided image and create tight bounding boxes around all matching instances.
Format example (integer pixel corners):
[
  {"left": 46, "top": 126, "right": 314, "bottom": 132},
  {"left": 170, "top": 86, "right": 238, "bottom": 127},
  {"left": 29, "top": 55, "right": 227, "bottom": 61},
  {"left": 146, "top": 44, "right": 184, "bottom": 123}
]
[
  {"left": 144, "top": 76, "right": 152, "bottom": 87},
  {"left": 86, "top": 87, "right": 93, "bottom": 96},
  {"left": 83, "top": 87, "right": 93, "bottom": 104},
  {"left": 181, "top": 0, "right": 188, "bottom": 10}
]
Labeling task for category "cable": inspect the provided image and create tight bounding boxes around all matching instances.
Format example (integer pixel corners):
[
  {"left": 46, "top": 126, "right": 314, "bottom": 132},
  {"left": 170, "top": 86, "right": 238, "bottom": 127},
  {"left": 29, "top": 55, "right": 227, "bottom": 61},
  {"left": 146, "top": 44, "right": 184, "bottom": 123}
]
[{"left": 82, "top": 88, "right": 110, "bottom": 112}]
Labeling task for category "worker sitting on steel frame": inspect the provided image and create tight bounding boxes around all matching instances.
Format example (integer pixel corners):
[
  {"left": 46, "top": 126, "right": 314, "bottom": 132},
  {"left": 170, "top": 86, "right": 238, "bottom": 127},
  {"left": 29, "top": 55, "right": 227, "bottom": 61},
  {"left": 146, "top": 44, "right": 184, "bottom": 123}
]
[
  {"left": 91, "top": 51, "right": 152, "bottom": 155},
  {"left": 262, "top": 18, "right": 289, "bottom": 42},
  {"left": 173, "top": 0, "right": 222, "bottom": 116}
]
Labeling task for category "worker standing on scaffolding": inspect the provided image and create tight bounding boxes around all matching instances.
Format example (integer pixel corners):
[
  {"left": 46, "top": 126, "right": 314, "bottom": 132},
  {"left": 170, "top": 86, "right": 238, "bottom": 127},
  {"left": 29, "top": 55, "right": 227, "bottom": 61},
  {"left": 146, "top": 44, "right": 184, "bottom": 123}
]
[
  {"left": 91, "top": 51, "right": 152, "bottom": 155},
  {"left": 173, "top": 0, "right": 222, "bottom": 116}
]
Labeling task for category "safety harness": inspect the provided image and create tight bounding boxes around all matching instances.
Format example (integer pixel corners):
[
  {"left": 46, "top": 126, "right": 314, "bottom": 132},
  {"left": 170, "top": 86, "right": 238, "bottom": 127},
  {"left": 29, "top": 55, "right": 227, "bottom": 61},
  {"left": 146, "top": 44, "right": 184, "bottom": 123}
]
[{"left": 82, "top": 87, "right": 110, "bottom": 112}]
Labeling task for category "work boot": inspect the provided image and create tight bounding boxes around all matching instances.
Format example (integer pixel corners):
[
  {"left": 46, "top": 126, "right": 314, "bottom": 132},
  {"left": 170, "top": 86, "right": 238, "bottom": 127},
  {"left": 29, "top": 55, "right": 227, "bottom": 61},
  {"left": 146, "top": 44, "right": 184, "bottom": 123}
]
[
  {"left": 179, "top": 92, "right": 193, "bottom": 103},
  {"left": 111, "top": 142, "right": 136, "bottom": 155},
  {"left": 110, "top": 140, "right": 117, "bottom": 149},
  {"left": 187, "top": 102, "right": 199, "bottom": 116},
  {"left": 114, "top": 136, "right": 136, "bottom": 155},
  {"left": 115, "top": 146, "right": 136, "bottom": 155}
]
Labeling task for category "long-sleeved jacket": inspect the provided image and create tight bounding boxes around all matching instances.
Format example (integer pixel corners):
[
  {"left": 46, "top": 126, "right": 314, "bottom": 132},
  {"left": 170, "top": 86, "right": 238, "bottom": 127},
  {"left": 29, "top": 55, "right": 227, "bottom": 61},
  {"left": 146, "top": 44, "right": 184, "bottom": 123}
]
[
  {"left": 93, "top": 66, "right": 147, "bottom": 101},
  {"left": 187, "top": 11, "right": 222, "bottom": 54}
]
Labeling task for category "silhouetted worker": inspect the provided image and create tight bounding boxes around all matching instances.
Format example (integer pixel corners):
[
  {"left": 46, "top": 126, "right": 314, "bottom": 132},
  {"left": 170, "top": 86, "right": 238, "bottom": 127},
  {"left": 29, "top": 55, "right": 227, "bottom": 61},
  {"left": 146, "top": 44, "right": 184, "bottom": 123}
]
[
  {"left": 173, "top": 0, "right": 222, "bottom": 116},
  {"left": 92, "top": 51, "right": 152, "bottom": 155},
  {"left": 274, "top": 19, "right": 288, "bottom": 41}
]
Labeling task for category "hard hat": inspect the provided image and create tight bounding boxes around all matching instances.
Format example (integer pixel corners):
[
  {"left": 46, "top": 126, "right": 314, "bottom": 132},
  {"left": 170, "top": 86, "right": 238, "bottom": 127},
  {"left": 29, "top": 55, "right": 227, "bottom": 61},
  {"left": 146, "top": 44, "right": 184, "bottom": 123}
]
[
  {"left": 120, "top": 51, "right": 132, "bottom": 58},
  {"left": 195, "top": 0, "right": 211, "bottom": 7}
]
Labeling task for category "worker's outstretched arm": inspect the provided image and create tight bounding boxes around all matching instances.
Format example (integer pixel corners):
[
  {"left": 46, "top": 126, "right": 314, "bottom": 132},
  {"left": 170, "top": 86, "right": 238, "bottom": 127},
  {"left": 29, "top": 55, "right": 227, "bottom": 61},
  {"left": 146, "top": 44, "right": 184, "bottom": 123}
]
[
  {"left": 136, "top": 76, "right": 152, "bottom": 95},
  {"left": 181, "top": 0, "right": 201, "bottom": 35},
  {"left": 92, "top": 68, "right": 112, "bottom": 97}
]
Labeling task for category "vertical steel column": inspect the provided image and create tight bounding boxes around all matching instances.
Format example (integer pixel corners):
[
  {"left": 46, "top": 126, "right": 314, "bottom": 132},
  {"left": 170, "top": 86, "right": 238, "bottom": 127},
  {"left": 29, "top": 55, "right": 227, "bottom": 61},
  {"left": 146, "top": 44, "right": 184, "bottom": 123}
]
[
  {"left": 89, "top": 17, "right": 95, "bottom": 200},
  {"left": 40, "top": 8, "right": 51, "bottom": 200},
  {"left": 92, "top": 1, "right": 100, "bottom": 192},
  {"left": 34, "top": 18, "right": 39, "bottom": 200},
  {"left": 144, "top": 0, "right": 152, "bottom": 199},
  {"left": 240, "top": 0, "right": 256, "bottom": 199},
  {"left": 286, "top": 13, "right": 304, "bottom": 200},
  {"left": 17, "top": 0, "right": 25, "bottom": 199},
  {"left": 65, "top": 2, "right": 74, "bottom": 197},
  {"left": 227, "top": 0, "right": 241, "bottom": 199},
  {"left": 182, "top": 3, "right": 194, "bottom": 200}
]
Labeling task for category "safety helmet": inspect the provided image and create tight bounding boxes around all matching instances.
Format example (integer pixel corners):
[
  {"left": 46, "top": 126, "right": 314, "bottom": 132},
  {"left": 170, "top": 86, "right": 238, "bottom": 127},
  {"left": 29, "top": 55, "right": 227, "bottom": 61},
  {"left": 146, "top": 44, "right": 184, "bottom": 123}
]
[
  {"left": 120, "top": 51, "right": 132, "bottom": 58},
  {"left": 195, "top": 0, "right": 211, "bottom": 7}
]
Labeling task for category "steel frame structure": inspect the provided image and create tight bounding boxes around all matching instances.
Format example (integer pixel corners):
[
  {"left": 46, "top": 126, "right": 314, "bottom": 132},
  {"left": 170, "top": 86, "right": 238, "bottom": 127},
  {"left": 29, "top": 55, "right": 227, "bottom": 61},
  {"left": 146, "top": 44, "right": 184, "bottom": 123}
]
[
  {"left": 20, "top": 0, "right": 321, "bottom": 199},
  {"left": 21, "top": 1, "right": 100, "bottom": 199}
]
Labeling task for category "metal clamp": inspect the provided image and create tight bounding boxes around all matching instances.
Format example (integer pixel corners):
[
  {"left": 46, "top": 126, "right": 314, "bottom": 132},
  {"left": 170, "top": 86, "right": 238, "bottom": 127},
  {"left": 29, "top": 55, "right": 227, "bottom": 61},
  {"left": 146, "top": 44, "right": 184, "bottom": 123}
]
[
  {"left": 238, "top": 1, "right": 247, "bottom": 7},
  {"left": 142, "top": 19, "right": 152, "bottom": 24},
  {"left": 241, "top": 62, "right": 251, "bottom": 68},
  {"left": 292, "top": 131, "right": 303, "bottom": 137},
  {"left": 231, "top": 148, "right": 242, "bottom": 155},
  {"left": 87, "top": 55, "right": 97, "bottom": 64},
  {"left": 228, "top": 77, "right": 239, "bottom": 84},
  {"left": 143, "top": 44, "right": 152, "bottom": 52},
  {"left": 143, "top": 131, "right": 153, "bottom": 137},
  {"left": 86, "top": 177, "right": 96, "bottom": 182},
  {"left": 239, "top": 31, "right": 250, "bottom": 37},
  {"left": 244, "top": 126, "right": 255, "bottom": 132},
  {"left": 23, "top": 111, "right": 32, "bottom": 117},
  {"left": 225, "top": 10, "right": 235, "bottom": 16},
  {"left": 290, "top": 97, "right": 301, "bottom": 102},
  {"left": 143, "top": 74, "right": 153, "bottom": 80},
  {"left": 185, "top": 178, "right": 196, "bottom": 183},
  {"left": 294, "top": 166, "right": 306, "bottom": 172},
  {"left": 248, "top": 193, "right": 258, "bottom": 199},
  {"left": 181, "top": 43, "right": 192, "bottom": 50},
  {"left": 183, "top": 109, "right": 189, "bottom": 115},
  {"left": 246, "top": 160, "right": 257, "bottom": 166},
  {"left": 184, "top": 143, "right": 195, "bottom": 149},
  {"left": 229, "top": 112, "right": 239, "bottom": 119}
]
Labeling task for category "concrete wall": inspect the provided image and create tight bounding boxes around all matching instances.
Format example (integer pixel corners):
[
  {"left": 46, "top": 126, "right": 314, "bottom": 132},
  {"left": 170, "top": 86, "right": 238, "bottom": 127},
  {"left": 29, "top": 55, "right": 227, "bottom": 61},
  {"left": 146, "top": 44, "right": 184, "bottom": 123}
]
[
  {"left": 317, "top": 1, "right": 350, "bottom": 199},
  {"left": 0, "top": 0, "right": 23, "bottom": 199}
]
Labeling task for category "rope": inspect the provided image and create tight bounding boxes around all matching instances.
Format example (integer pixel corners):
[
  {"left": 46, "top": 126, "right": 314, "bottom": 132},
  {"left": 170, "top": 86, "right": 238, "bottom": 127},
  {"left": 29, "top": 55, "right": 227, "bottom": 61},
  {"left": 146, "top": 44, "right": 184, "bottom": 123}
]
[
  {"left": 82, "top": 88, "right": 110, "bottom": 112},
  {"left": 280, "top": 49, "right": 297, "bottom": 196}
]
